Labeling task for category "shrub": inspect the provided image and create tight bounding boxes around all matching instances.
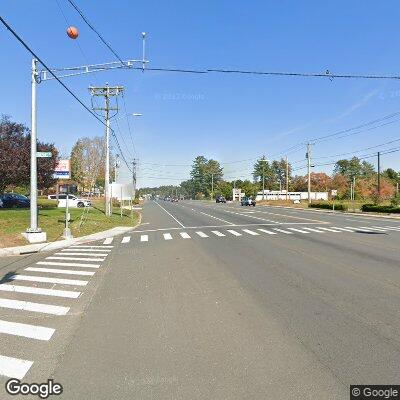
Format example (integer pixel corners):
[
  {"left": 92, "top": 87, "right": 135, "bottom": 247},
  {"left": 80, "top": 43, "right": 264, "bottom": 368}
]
[
  {"left": 309, "top": 202, "right": 348, "bottom": 211},
  {"left": 391, "top": 193, "right": 400, "bottom": 207},
  {"left": 361, "top": 204, "right": 400, "bottom": 213}
]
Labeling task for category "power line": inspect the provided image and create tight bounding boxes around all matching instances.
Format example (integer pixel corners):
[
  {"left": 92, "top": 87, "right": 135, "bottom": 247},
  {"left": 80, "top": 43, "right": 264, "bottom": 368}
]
[
  {"left": 0, "top": 15, "right": 133, "bottom": 174},
  {"left": 121, "top": 95, "right": 137, "bottom": 156},
  {"left": 66, "top": 0, "right": 126, "bottom": 66}
]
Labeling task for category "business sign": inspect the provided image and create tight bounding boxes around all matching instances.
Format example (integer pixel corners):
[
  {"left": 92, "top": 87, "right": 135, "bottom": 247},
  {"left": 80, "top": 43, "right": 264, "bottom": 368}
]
[{"left": 54, "top": 159, "right": 70, "bottom": 180}]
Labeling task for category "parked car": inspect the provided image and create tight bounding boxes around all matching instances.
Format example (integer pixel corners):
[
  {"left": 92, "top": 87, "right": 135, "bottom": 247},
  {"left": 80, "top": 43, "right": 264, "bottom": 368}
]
[
  {"left": 57, "top": 195, "right": 91, "bottom": 208},
  {"left": 241, "top": 196, "right": 256, "bottom": 206},
  {"left": 216, "top": 196, "right": 226, "bottom": 203},
  {"left": 0, "top": 193, "right": 30, "bottom": 208},
  {"left": 171, "top": 197, "right": 178, "bottom": 202}
]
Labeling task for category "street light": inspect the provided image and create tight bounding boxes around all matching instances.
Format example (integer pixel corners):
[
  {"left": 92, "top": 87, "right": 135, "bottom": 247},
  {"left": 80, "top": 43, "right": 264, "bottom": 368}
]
[{"left": 23, "top": 35, "right": 148, "bottom": 243}]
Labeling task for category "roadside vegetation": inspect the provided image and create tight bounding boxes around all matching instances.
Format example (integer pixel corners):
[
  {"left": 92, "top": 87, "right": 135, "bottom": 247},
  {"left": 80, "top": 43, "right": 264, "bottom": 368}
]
[{"left": 0, "top": 198, "right": 138, "bottom": 248}]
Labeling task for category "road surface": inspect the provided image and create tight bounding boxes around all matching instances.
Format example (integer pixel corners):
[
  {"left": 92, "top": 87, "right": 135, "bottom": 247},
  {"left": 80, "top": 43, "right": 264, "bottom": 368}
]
[{"left": 0, "top": 200, "right": 399, "bottom": 399}]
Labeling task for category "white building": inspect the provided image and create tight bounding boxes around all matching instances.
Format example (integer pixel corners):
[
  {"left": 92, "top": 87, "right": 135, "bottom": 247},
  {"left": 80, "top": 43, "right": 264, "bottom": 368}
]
[{"left": 255, "top": 190, "right": 328, "bottom": 202}]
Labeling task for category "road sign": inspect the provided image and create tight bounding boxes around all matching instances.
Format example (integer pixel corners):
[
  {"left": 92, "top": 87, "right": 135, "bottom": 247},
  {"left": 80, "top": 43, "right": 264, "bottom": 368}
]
[
  {"left": 36, "top": 152, "right": 52, "bottom": 158},
  {"left": 331, "top": 189, "right": 338, "bottom": 197}
]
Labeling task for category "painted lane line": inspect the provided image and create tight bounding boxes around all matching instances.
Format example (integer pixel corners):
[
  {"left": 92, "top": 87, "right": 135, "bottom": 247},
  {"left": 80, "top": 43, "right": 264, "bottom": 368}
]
[
  {"left": 198, "top": 211, "right": 235, "bottom": 225},
  {"left": 11, "top": 275, "right": 88, "bottom": 286},
  {"left": 302, "top": 227, "right": 325, "bottom": 233},
  {"left": 163, "top": 233, "right": 173, "bottom": 241},
  {"left": 26, "top": 267, "right": 95, "bottom": 276},
  {"left": 55, "top": 252, "right": 109, "bottom": 257},
  {"left": 0, "top": 320, "right": 54, "bottom": 341},
  {"left": 257, "top": 228, "right": 277, "bottom": 235},
  {"left": 196, "top": 231, "right": 209, "bottom": 238},
  {"left": 0, "top": 355, "right": 33, "bottom": 379},
  {"left": 37, "top": 261, "right": 100, "bottom": 269},
  {"left": 69, "top": 245, "right": 113, "bottom": 249},
  {"left": 221, "top": 209, "right": 278, "bottom": 224},
  {"left": 154, "top": 201, "right": 185, "bottom": 227},
  {"left": 227, "top": 230, "right": 242, "bottom": 236},
  {"left": 317, "top": 227, "right": 342, "bottom": 233},
  {"left": 121, "top": 236, "right": 131, "bottom": 244},
  {"left": 140, "top": 235, "right": 149, "bottom": 242},
  {"left": 62, "top": 248, "right": 111, "bottom": 252},
  {"left": 0, "top": 284, "right": 80, "bottom": 298},
  {"left": 47, "top": 256, "right": 105, "bottom": 262},
  {"left": 0, "top": 298, "right": 70, "bottom": 316},
  {"left": 382, "top": 226, "right": 400, "bottom": 231},
  {"left": 180, "top": 232, "right": 191, "bottom": 239},
  {"left": 242, "top": 229, "right": 259, "bottom": 236},
  {"left": 103, "top": 238, "right": 114, "bottom": 245},
  {"left": 273, "top": 228, "right": 293, "bottom": 234},
  {"left": 287, "top": 228, "right": 310, "bottom": 234},
  {"left": 211, "top": 231, "right": 225, "bottom": 237}
]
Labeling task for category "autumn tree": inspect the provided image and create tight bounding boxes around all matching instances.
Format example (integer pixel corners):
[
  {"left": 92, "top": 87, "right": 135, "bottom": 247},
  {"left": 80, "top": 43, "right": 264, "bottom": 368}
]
[{"left": 0, "top": 115, "right": 58, "bottom": 192}]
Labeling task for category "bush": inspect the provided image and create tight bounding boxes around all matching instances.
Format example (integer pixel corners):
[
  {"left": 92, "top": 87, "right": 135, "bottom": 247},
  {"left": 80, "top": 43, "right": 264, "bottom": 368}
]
[
  {"left": 361, "top": 204, "right": 400, "bottom": 213},
  {"left": 391, "top": 193, "right": 400, "bottom": 207},
  {"left": 309, "top": 202, "right": 348, "bottom": 211}
]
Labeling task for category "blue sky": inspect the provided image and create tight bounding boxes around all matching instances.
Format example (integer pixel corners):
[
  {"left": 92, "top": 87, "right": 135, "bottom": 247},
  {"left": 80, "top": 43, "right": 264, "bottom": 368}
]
[{"left": 1, "top": 1, "right": 400, "bottom": 187}]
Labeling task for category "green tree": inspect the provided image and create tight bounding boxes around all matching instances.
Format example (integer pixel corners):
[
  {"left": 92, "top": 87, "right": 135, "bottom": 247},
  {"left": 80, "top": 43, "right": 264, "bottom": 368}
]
[
  {"left": 334, "top": 157, "right": 375, "bottom": 179},
  {"left": 215, "top": 180, "right": 233, "bottom": 200},
  {"left": 190, "top": 156, "right": 223, "bottom": 198}
]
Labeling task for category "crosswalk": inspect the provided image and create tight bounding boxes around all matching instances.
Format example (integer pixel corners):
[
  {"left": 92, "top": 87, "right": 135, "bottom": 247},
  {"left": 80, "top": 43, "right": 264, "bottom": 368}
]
[
  {"left": 103, "top": 225, "right": 400, "bottom": 245},
  {"left": 0, "top": 243, "right": 112, "bottom": 380}
]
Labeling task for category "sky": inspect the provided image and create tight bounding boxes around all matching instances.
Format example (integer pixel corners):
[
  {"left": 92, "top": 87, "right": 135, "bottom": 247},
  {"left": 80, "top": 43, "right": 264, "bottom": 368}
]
[{"left": 1, "top": 1, "right": 400, "bottom": 188}]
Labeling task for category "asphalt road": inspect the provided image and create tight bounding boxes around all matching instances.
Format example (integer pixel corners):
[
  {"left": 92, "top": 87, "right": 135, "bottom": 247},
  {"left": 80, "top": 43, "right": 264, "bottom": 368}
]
[{"left": 1, "top": 200, "right": 400, "bottom": 399}]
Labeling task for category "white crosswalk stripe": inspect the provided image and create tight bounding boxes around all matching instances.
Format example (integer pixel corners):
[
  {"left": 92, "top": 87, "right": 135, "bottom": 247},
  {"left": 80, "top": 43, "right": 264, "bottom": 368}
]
[
  {"left": 0, "top": 355, "right": 33, "bottom": 379},
  {"left": 55, "top": 252, "right": 109, "bottom": 257},
  {"left": 317, "top": 227, "right": 342, "bottom": 233},
  {"left": 196, "top": 231, "right": 209, "bottom": 238},
  {"left": 47, "top": 256, "right": 105, "bottom": 262},
  {"left": 0, "top": 298, "right": 70, "bottom": 315},
  {"left": 11, "top": 275, "right": 88, "bottom": 286},
  {"left": 257, "top": 228, "right": 276, "bottom": 235},
  {"left": 359, "top": 226, "right": 387, "bottom": 232},
  {"left": 140, "top": 235, "right": 149, "bottom": 242},
  {"left": 37, "top": 261, "right": 100, "bottom": 268},
  {"left": 345, "top": 226, "right": 374, "bottom": 232},
  {"left": 287, "top": 228, "right": 310, "bottom": 234},
  {"left": 382, "top": 226, "right": 400, "bottom": 231},
  {"left": 163, "top": 233, "right": 173, "bottom": 240},
  {"left": 69, "top": 245, "right": 113, "bottom": 249},
  {"left": 211, "top": 231, "right": 225, "bottom": 237},
  {"left": 302, "top": 227, "right": 325, "bottom": 233},
  {"left": 26, "top": 267, "right": 95, "bottom": 276},
  {"left": 180, "top": 232, "right": 191, "bottom": 239},
  {"left": 62, "top": 248, "right": 111, "bottom": 252},
  {"left": 103, "top": 238, "right": 114, "bottom": 245},
  {"left": 227, "top": 230, "right": 242, "bottom": 236},
  {"left": 273, "top": 228, "right": 293, "bottom": 234},
  {"left": 242, "top": 229, "right": 259, "bottom": 236},
  {"left": 0, "top": 284, "right": 81, "bottom": 298},
  {"left": 121, "top": 236, "right": 131, "bottom": 243},
  {"left": 0, "top": 320, "right": 55, "bottom": 341},
  {"left": 331, "top": 227, "right": 356, "bottom": 232}
]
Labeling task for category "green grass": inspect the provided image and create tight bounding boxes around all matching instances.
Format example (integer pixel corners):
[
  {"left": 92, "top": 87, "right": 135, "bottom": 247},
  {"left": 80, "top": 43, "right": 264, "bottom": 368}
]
[{"left": 0, "top": 199, "right": 139, "bottom": 248}]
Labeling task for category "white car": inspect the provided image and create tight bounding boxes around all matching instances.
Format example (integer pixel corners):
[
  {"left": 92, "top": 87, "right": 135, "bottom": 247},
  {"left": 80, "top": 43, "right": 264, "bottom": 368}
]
[{"left": 57, "top": 195, "right": 91, "bottom": 208}]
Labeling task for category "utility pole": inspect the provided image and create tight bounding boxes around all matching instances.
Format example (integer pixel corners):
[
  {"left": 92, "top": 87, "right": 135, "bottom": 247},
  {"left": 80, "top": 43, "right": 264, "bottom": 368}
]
[
  {"left": 377, "top": 151, "right": 381, "bottom": 200},
  {"left": 262, "top": 162, "right": 265, "bottom": 201},
  {"left": 306, "top": 142, "right": 312, "bottom": 204},
  {"left": 89, "top": 84, "right": 124, "bottom": 217},
  {"left": 286, "top": 155, "right": 289, "bottom": 201},
  {"left": 114, "top": 154, "right": 120, "bottom": 182},
  {"left": 132, "top": 159, "right": 137, "bottom": 199},
  {"left": 25, "top": 58, "right": 46, "bottom": 243},
  {"left": 211, "top": 173, "right": 214, "bottom": 199}
]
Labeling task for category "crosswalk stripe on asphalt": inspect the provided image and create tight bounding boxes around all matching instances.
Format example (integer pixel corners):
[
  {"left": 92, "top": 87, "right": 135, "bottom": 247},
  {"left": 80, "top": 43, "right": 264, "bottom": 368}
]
[
  {"left": 180, "top": 232, "right": 191, "bottom": 239},
  {"left": 140, "top": 234, "right": 149, "bottom": 242},
  {"left": 227, "top": 230, "right": 242, "bottom": 236},
  {"left": 0, "top": 298, "right": 70, "bottom": 315},
  {"left": 26, "top": 267, "right": 95, "bottom": 276},
  {"left": 36, "top": 261, "right": 100, "bottom": 268},
  {"left": 0, "top": 355, "right": 33, "bottom": 379},
  {"left": 103, "top": 238, "right": 114, "bottom": 245},
  {"left": 0, "top": 319, "right": 55, "bottom": 341},
  {"left": 242, "top": 229, "right": 259, "bottom": 236},
  {"left": 121, "top": 236, "right": 131, "bottom": 243},
  {"left": 55, "top": 252, "right": 109, "bottom": 257},
  {"left": 287, "top": 228, "right": 310, "bottom": 234},
  {"left": 47, "top": 256, "right": 105, "bottom": 262},
  {"left": 302, "top": 227, "right": 325, "bottom": 233},
  {"left": 257, "top": 228, "right": 276, "bottom": 235},
  {"left": 273, "top": 228, "right": 293, "bottom": 234},
  {"left": 211, "top": 231, "right": 225, "bottom": 237},
  {"left": 0, "top": 284, "right": 81, "bottom": 298},
  {"left": 163, "top": 233, "right": 173, "bottom": 240},
  {"left": 11, "top": 275, "right": 88, "bottom": 286},
  {"left": 196, "top": 231, "right": 208, "bottom": 238}
]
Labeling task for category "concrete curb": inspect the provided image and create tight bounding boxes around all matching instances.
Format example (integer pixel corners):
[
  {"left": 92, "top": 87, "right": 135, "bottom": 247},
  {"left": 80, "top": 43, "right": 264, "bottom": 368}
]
[
  {"left": 260, "top": 204, "right": 400, "bottom": 220},
  {"left": 0, "top": 212, "right": 143, "bottom": 257}
]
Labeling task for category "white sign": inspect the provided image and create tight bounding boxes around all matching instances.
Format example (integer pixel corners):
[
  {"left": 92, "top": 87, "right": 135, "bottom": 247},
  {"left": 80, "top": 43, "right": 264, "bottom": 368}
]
[
  {"left": 331, "top": 189, "right": 338, "bottom": 197},
  {"left": 54, "top": 159, "right": 70, "bottom": 180}
]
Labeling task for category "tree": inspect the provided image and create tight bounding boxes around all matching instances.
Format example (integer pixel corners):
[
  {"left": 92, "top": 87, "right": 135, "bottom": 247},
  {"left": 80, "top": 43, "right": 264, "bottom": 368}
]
[
  {"left": 234, "top": 179, "right": 258, "bottom": 197},
  {"left": 215, "top": 180, "right": 233, "bottom": 200},
  {"left": 253, "top": 156, "right": 273, "bottom": 189},
  {"left": 334, "top": 157, "right": 375, "bottom": 179},
  {"left": 0, "top": 115, "right": 58, "bottom": 192},
  {"left": 290, "top": 175, "right": 307, "bottom": 191},
  {"left": 70, "top": 136, "right": 105, "bottom": 191},
  {"left": 382, "top": 168, "right": 399, "bottom": 183},
  {"left": 190, "top": 156, "right": 223, "bottom": 197},
  {"left": 310, "top": 172, "right": 331, "bottom": 192},
  {"left": 330, "top": 174, "right": 349, "bottom": 199}
]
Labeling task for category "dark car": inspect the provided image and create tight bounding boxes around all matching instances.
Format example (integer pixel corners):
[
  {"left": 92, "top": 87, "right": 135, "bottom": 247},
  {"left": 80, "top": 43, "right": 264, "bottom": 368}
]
[
  {"left": 0, "top": 193, "right": 30, "bottom": 208},
  {"left": 240, "top": 196, "right": 256, "bottom": 206},
  {"left": 216, "top": 196, "right": 226, "bottom": 203}
]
